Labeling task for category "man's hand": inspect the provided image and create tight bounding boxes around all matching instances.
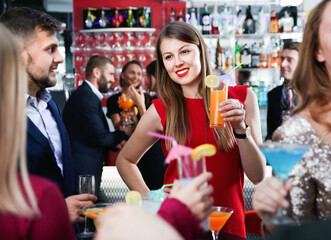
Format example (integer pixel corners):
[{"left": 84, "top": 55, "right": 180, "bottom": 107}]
[{"left": 65, "top": 194, "right": 97, "bottom": 222}]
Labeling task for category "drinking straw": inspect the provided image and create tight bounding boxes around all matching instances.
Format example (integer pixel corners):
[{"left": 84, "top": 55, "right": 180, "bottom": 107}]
[
  {"left": 229, "top": 62, "right": 243, "bottom": 73},
  {"left": 147, "top": 131, "right": 189, "bottom": 178},
  {"left": 162, "top": 183, "right": 174, "bottom": 188}
]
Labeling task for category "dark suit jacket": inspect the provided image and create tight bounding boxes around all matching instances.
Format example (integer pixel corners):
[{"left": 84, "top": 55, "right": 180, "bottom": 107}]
[
  {"left": 27, "top": 99, "right": 73, "bottom": 197},
  {"left": 266, "top": 85, "right": 283, "bottom": 140},
  {"left": 62, "top": 82, "right": 128, "bottom": 197}
]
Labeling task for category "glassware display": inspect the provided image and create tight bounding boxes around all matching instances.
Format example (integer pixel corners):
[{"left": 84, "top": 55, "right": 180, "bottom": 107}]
[{"left": 258, "top": 142, "right": 310, "bottom": 225}]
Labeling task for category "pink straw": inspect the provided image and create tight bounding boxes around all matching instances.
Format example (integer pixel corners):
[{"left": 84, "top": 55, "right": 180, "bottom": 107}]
[
  {"left": 147, "top": 131, "right": 190, "bottom": 178},
  {"left": 147, "top": 131, "right": 176, "bottom": 145}
]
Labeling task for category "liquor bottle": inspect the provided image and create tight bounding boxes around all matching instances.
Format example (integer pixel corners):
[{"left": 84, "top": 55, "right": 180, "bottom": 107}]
[
  {"left": 113, "top": 9, "right": 122, "bottom": 28},
  {"left": 235, "top": 43, "right": 241, "bottom": 67},
  {"left": 251, "top": 43, "right": 260, "bottom": 68},
  {"left": 99, "top": 9, "right": 108, "bottom": 28},
  {"left": 215, "top": 38, "right": 221, "bottom": 69},
  {"left": 85, "top": 9, "right": 95, "bottom": 29},
  {"left": 225, "top": 49, "right": 233, "bottom": 69},
  {"left": 177, "top": 9, "right": 185, "bottom": 22},
  {"left": 190, "top": 8, "right": 198, "bottom": 29},
  {"left": 211, "top": 3, "right": 220, "bottom": 35},
  {"left": 270, "top": 10, "right": 279, "bottom": 33},
  {"left": 235, "top": 8, "right": 245, "bottom": 34},
  {"left": 221, "top": 48, "right": 226, "bottom": 70},
  {"left": 221, "top": 4, "right": 230, "bottom": 35},
  {"left": 126, "top": 8, "right": 135, "bottom": 27},
  {"left": 280, "top": 10, "right": 294, "bottom": 32},
  {"left": 140, "top": 7, "right": 151, "bottom": 28},
  {"left": 169, "top": 8, "right": 176, "bottom": 23},
  {"left": 241, "top": 44, "right": 251, "bottom": 68},
  {"left": 257, "top": 7, "right": 266, "bottom": 35},
  {"left": 244, "top": 5, "right": 255, "bottom": 34},
  {"left": 259, "top": 41, "right": 268, "bottom": 68},
  {"left": 258, "top": 81, "right": 268, "bottom": 106},
  {"left": 201, "top": 4, "right": 211, "bottom": 35}
]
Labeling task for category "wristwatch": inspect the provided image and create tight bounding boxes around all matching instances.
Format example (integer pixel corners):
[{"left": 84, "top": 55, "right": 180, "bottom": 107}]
[{"left": 233, "top": 124, "right": 251, "bottom": 139}]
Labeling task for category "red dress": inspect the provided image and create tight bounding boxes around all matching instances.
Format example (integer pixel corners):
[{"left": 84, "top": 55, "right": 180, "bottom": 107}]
[{"left": 153, "top": 85, "right": 249, "bottom": 238}]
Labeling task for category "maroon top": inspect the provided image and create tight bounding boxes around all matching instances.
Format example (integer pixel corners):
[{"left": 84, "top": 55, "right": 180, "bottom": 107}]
[
  {"left": 0, "top": 175, "right": 76, "bottom": 240},
  {"left": 158, "top": 198, "right": 203, "bottom": 240},
  {"left": 153, "top": 85, "right": 249, "bottom": 238}
]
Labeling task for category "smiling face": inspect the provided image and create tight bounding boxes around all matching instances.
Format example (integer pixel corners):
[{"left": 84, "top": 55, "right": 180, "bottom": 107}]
[
  {"left": 21, "top": 28, "right": 63, "bottom": 96},
  {"left": 280, "top": 49, "right": 299, "bottom": 81},
  {"left": 315, "top": 1, "right": 331, "bottom": 78},
  {"left": 121, "top": 63, "right": 142, "bottom": 88},
  {"left": 160, "top": 38, "right": 201, "bottom": 96},
  {"left": 98, "top": 63, "right": 115, "bottom": 93}
]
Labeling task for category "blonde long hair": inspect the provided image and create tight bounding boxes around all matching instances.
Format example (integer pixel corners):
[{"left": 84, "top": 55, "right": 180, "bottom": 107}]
[
  {"left": 156, "top": 22, "right": 235, "bottom": 151},
  {"left": 291, "top": 0, "right": 331, "bottom": 131},
  {"left": 0, "top": 24, "right": 39, "bottom": 217}
]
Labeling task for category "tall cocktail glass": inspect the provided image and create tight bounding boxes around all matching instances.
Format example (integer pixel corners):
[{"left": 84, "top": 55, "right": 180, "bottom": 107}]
[
  {"left": 209, "top": 206, "right": 234, "bottom": 240},
  {"left": 258, "top": 142, "right": 310, "bottom": 225}
]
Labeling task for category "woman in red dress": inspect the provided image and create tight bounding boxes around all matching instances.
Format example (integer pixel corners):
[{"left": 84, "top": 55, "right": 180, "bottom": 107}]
[{"left": 117, "top": 21, "right": 266, "bottom": 238}]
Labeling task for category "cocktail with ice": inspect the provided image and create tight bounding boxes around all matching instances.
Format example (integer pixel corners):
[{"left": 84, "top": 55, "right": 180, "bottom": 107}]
[{"left": 259, "top": 142, "right": 310, "bottom": 225}]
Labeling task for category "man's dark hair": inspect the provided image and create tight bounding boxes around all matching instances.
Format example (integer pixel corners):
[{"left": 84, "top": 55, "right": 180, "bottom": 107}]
[
  {"left": 283, "top": 41, "right": 301, "bottom": 52},
  {"left": 85, "top": 55, "right": 113, "bottom": 79},
  {"left": 0, "top": 7, "right": 60, "bottom": 41}
]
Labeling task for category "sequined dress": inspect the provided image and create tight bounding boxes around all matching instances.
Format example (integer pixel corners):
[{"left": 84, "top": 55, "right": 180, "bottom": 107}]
[{"left": 272, "top": 114, "right": 331, "bottom": 222}]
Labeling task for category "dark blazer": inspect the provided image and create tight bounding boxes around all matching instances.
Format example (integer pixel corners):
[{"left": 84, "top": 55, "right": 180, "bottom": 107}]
[
  {"left": 62, "top": 82, "right": 128, "bottom": 197},
  {"left": 266, "top": 85, "right": 283, "bottom": 140},
  {"left": 27, "top": 99, "right": 73, "bottom": 197}
]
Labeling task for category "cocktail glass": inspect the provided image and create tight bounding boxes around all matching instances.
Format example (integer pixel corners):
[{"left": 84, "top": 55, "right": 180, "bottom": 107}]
[
  {"left": 209, "top": 206, "right": 234, "bottom": 240},
  {"left": 258, "top": 142, "right": 310, "bottom": 225},
  {"left": 83, "top": 203, "right": 111, "bottom": 230},
  {"left": 117, "top": 93, "right": 135, "bottom": 127}
]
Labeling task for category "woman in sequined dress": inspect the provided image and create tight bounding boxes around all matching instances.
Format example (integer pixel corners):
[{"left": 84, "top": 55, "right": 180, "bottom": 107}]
[{"left": 252, "top": 0, "right": 331, "bottom": 234}]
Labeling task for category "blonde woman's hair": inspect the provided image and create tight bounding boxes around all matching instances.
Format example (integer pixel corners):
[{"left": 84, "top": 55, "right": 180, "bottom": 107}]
[
  {"left": 156, "top": 21, "right": 235, "bottom": 151},
  {"left": 0, "top": 24, "right": 39, "bottom": 217},
  {"left": 291, "top": 0, "right": 331, "bottom": 131}
]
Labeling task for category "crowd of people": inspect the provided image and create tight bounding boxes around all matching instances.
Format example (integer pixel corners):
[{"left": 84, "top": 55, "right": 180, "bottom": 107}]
[{"left": 0, "top": 0, "right": 330, "bottom": 239}]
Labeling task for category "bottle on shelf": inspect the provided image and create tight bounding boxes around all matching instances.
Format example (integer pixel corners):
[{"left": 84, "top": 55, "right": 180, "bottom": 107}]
[
  {"left": 201, "top": 4, "right": 211, "bottom": 35},
  {"left": 225, "top": 49, "right": 233, "bottom": 70},
  {"left": 270, "top": 39, "right": 282, "bottom": 68},
  {"left": 211, "top": 3, "right": 220, "bottom": 35},
  {"left": 270, "top": 9, "right": 279, "bottom": 33},
  {"left": 139, "top": 7, "right": 151, "bottom": 28},
  {"left": 257, "top": 7, "right": 266, "bottom": 35},
  {"left": 235, "top": 42, "right": 241, "bottom": 67},
  {"left": 190, "top": 8, "right": 198, "bottom": 29},
  {"left": 126, "top": 8, "right": 135, "bottom": 27},
  {"left": 235, "top": 8, "right": 245, "bottom": 34},
  {"left": 259, "top": 41, "right": 268, "bottom": 68},
  {"left": 215, "top": 38, "right": 221, "bottom": 69},
  {"left": 220, "top": 4, "right": 230, "bottom": 35},
  {"left": 241, "top": 44, "right": 252, "bottom": 68},
  {"left": 169, "top": 8, "right": 176, "bottom": 23},
  {"left": 279, "top": 10, "right": 294, "bottom": 33},
  {"left": 244, "top": 5, "right": 255, "bottom": 34},
  {"left": 99, "top": 9, "right": 108, "bottom": 28},
  {"left": 85, "top": 9, "right": 95, "bottom": 29},
  {"left": 251, "top": 43, "right": 260, "bottom": 68},
  {"left": 258, "top": 80, "right": 268, "bottom": 106},
  {"left": 177, "top": 9, "right": 185, "bottom": 22},
  {"left": 112, "top": 9, "right": 122, "bottom": 28}
]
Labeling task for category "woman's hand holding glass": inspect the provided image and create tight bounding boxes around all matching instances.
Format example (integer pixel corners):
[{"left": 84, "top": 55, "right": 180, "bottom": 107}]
[{"left": 218, "top": 99, "right": 246, "bottom": 131}]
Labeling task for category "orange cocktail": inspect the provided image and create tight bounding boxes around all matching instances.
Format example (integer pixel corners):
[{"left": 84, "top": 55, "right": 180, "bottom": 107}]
[
  {"left": 210, "top": 88, "right": 227, "bottom": 129},
  {"left": 84, "top": 204, "right": 111, "bottom": 229},
  {"left": 209, "top": 211, "right": 231, "bottom": 232},
  {"left": 209, "top": 206, "right": 234, "bottom": 240}
]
